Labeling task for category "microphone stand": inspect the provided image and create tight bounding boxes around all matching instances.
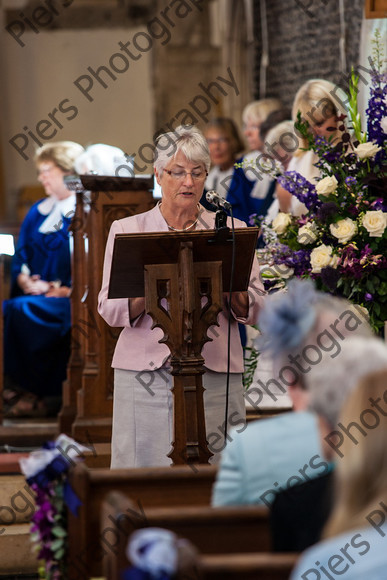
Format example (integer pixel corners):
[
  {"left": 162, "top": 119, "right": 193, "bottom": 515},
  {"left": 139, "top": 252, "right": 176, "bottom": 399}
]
[{"left": 210, "top": 207, "right": 230, "bottom": 244}]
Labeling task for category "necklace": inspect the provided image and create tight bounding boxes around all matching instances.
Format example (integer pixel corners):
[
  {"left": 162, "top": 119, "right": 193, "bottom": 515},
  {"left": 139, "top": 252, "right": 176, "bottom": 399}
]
[
  {"left": 159, "top": 202, "right": 200, "bottom": 232},
  {"left": 167, "top": 219, "right": 199, "bottom": 232}
]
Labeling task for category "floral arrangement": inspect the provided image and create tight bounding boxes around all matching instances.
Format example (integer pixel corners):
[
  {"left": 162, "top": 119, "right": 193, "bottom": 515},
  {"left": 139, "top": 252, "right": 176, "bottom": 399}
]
[
  {"left": 252, "top": 33, "right": 387, "bottom": 334},
  {"left": 19, "top": 434, "right": 88, "bottom": 580}
]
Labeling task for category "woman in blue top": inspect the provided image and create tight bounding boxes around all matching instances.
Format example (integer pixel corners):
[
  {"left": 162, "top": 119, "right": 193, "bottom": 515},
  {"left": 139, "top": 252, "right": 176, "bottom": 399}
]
[
  {"left": 4, "top": 140, "right": 84, "bottom": 417},
  {"left": 201, "top": 117, "right": 265, "bottom": 224},
  {"left": 291, "top": 367, "right": 387, "bottom": 579}
]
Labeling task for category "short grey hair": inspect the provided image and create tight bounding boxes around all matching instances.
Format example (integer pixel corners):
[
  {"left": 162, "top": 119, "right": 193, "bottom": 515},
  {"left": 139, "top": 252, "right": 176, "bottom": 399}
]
[
  {"left": 242, "top": 98, "right": 282, "bottom": 125},
  {"left": 154, "top": 125, "right": 210, "bottom": 175},
  {"left": 308, "top": 336, "right": 387, "bottom": 428}
]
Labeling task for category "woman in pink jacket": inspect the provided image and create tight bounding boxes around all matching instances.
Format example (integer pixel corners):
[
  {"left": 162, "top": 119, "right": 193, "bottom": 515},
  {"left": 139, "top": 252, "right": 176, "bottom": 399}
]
[{"left": 98, "top": 125, "right": 265, "bottom": 468}]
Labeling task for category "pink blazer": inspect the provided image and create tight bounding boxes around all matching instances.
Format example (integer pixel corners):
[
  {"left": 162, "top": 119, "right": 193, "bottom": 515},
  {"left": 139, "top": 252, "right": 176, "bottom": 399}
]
[{"left": 98, "top": 204, "right": 265, "bottom": 373}]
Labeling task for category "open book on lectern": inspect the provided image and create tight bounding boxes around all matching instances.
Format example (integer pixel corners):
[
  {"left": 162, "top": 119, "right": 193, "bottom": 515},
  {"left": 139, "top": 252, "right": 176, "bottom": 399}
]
[{"left": 108, "top": 227, "right": 259, "bottom": 299}]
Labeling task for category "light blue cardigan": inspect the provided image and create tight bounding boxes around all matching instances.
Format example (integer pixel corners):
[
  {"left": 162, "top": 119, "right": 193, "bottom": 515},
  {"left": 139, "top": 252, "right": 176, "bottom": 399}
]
[{"left": 212, "top": 411, "right": 328, "bottom": 507}]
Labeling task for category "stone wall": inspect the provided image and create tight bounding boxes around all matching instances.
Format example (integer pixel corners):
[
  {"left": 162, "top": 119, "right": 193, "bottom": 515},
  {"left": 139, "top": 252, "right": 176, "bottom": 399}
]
[{"left": 252, "top": 0, "right": 364, "bottom": 106}]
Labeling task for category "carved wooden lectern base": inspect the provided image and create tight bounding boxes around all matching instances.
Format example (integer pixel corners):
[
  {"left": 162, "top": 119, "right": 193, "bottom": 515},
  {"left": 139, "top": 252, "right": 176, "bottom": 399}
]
[
  {"left": 145, "top": 242, "right": 223, "bottom": 464},
  {"left": 109, "top": 227, "right": 259, "bottom": 465}
]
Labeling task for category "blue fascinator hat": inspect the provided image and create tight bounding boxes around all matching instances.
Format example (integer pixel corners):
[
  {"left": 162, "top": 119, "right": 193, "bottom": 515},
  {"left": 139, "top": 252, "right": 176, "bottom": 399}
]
[{"left": 258, "top": 279, "right": 319, "bottom": 354}]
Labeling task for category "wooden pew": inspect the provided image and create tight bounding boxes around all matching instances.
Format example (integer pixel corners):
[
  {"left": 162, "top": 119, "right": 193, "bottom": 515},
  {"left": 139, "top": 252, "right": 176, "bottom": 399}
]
[
  {"left": 199, "top": 553, "right": 299, "bottom": 579},
  {"left": 100, "top": 490, "right": 272, "bottom": 579},
  {"left": 99, "top": 490, "right": 298, "bottom": 580},
  {"left": 0, "top": 222, "right": 20, "bottom": 425},
  {"left": 67, "top": 462, "right": 217, "bottom": 578},
  {"left": 59, "top": 176, "right": 155, "bottom": 441}
]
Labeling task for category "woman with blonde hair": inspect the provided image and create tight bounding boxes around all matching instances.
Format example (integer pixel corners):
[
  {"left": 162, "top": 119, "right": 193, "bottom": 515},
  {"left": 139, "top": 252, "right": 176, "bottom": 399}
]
[
  {"left": 291, "top": 367, "right": 387, "bottom": 578},
  {"left": 236, "top": 98, "right": 284, "bottom": 222},
  {"left": 277, "top": 79, "right": 348, "bottom": 216},
  {"left": 292, "top": 79, "right": 348, "bottom": 153},
  {"left": 242, "top": 97, "right": 283, "bottom": 180},
  {"left": 242, "top": 98, "right": 283, "bottom": 153}
]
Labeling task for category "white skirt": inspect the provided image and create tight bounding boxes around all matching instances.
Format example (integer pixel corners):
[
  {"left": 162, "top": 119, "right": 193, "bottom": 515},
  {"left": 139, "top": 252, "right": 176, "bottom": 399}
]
[{"left": 111, "top": 367, "right": 246, "bottom": 468}]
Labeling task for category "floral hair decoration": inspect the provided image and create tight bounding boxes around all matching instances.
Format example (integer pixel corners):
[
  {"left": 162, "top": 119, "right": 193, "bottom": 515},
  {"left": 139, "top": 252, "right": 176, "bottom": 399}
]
[{"left": 258, "top": 278, "right": 319, "bottom": 354}]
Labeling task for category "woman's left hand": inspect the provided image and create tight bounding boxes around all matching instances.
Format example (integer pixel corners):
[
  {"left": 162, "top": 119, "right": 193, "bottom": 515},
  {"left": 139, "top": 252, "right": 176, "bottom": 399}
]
[
  {"left": 45, "top": 284, "right": 71, "bottom": 298},
  {"left": 224, "top": 291, "right": 249, "bottom": 318}
]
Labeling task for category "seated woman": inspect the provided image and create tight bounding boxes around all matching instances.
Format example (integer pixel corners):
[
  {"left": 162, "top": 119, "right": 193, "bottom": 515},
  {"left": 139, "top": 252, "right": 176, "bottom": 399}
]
[
  {"left": 212, "top": 280, "right": 378, "bottom": 508},
  {"left": 202, "top": 115, "right": 276, "bottom": 226},
  {"left": 291, "top": 367, "right": 387, "bottom": 578},
  {"left": 3, "top": 140, "right": 84, "bottom": 417},
  {"left": 270, "top": 335, "right": 387, "bottom": 552},
  {"left": 276, "top": 79, "right": 348, "bottom": 216},
  {"left": 241, "top": 98, "right": 283, "bottom": 203},
  {"left": 203, "top": 117, "right": 245, "bottom": 203},
  {"left": 262, "top": 119, "right": 298, "bottom": 223}
]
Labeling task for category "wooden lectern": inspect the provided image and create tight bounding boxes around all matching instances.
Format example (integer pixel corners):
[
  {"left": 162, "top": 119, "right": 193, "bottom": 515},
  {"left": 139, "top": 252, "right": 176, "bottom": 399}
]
[{"left": 108, "top": 226, "right": 259, "bottom": 465}]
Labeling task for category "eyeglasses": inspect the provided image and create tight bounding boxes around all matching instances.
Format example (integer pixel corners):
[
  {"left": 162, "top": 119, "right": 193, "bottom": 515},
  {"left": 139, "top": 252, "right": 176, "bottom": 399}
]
[
  {"left": 243, "top": 123, "right": 261, "bottom": 131},
  {"left": 207, "top": 137, "right": 229, "bottom": 145},
  {"left": 37, "top": 164, "right": 57, "bottom": 176},
  {"left": 163, "top": 169, "right": 208, "bottom": 181}
]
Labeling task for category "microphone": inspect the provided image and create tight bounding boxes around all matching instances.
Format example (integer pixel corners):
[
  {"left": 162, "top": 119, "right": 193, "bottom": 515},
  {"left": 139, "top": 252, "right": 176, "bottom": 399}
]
[{"left": 206, "top": 190, "right": 231, "bottom": 211}]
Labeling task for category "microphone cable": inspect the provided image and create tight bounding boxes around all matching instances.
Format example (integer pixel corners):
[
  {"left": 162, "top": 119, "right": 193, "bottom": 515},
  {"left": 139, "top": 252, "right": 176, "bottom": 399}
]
[{"left": 224, "top": 207, "right": 236, "bottom": 446}]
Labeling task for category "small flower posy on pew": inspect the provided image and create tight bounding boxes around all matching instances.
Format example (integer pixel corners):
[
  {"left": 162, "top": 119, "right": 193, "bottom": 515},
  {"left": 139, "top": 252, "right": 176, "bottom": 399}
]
[
  {"left": 19, "top": 434, "right": 89, "bottom": 580},
  {"left": 250, "top": 32, "right": 387, "bottom": 334}
]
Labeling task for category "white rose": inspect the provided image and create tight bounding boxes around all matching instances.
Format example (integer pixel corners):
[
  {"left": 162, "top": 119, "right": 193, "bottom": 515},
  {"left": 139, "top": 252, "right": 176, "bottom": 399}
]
[
  {"left": 310, "top": 244, "right": 338, "bottom": 274},
  {"left": 315, "top": 175, "right": 338, "bottom": 196},
  {"left": 329, "top": 218, "right": 357, "bottom": 244},
  {"left": 381, "top": 116, "right": 387, "bottom": 134},
  {"left": 362, "top": 210, "right": 387, "bottom": 237},
  {"left": 354, "top": 142, "right": 381, "bottom": 159},
  {"left": 272, "top": 212, "right": 292, "bottom": 234},
  {"left": 297, "top": 223, "right": 318, "bottom": 244}
]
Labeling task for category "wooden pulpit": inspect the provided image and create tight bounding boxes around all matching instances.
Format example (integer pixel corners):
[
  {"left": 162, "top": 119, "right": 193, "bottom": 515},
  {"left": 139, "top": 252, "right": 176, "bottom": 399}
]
[
  {"left": 108, "top": 227, "right": 259, "bottom": 464},
  {"left": 59, "top": 175, "right": 155, "bottom": 443}
]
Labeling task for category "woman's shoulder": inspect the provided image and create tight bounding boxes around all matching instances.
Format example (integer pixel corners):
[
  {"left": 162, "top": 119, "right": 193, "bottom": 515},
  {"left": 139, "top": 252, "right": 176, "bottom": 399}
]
[
  {"left": 19, "top": 199, "right": 48, "bottom": 229},
  {"left": 233, "top": 154, "right": 261, "bottom": 186},
  {"left": 24, "top": 198, "right": 48, "bottom": 216},
  {"left": 111, "top": 204, "right": 164, "bottom": 233},
  {"left": 291, "top": 525, "right": 387, "bottom": 579}
]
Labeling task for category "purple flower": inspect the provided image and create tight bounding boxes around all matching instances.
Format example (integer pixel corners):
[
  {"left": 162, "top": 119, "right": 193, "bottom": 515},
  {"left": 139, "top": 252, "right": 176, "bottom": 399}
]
[
  {"left": 345, "top": 176, "right": 357, "bottom": 188},
  {"left": 371, "top": 198, "right": 387, "bottom": 211},
  {"left": 273, "top": 246, "right": 311, "bottom": 277},
  {"left": 38, "top": 546, "right": 54, "bottom": 561},
  {"left": 367, "top": 85, "right": 387, "bottom": 147},
  {"left": 278, "top": 171, "right": 321, "bottom": 210},
  {"left": 249, "top": 213, "right": 258, "bottom": 226},
  {"left": 365, "top": 292, "right": 373, "bottom": 302},
  {"left": 31, "top": 500, "right": 55, "bottom": 524}
]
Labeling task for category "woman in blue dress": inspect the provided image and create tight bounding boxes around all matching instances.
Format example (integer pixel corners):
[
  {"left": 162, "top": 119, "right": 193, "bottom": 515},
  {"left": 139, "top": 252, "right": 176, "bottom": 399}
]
[
  {"left": 201, "top": 117, "right": 262, "bottom": 224},
  {"left": 3, "top": 141, "right": 84, "bottom": 417}
]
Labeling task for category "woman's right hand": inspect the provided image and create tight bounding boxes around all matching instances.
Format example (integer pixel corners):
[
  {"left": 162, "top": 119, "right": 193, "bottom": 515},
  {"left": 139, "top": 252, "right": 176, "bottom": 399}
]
[
  {"left": 129, "top": 297, "right": 146, "bottom": 321},
  {"left": 17, "top": 273, "right": 50, "bottom": 295}
]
